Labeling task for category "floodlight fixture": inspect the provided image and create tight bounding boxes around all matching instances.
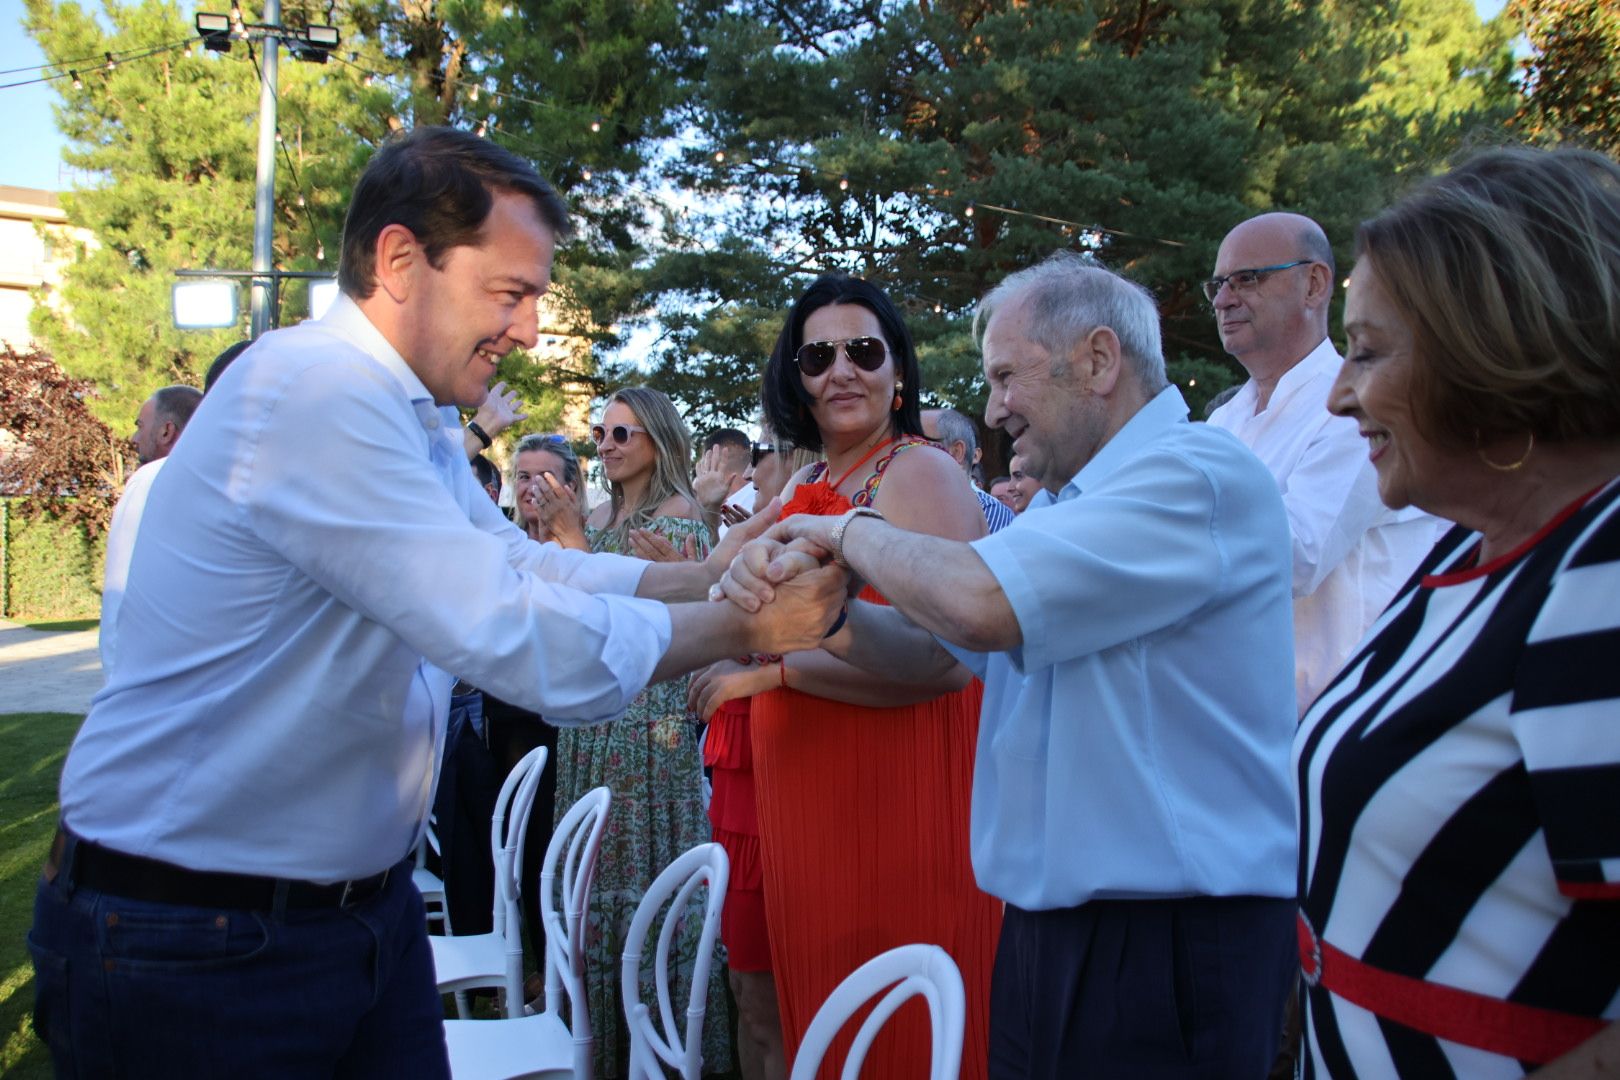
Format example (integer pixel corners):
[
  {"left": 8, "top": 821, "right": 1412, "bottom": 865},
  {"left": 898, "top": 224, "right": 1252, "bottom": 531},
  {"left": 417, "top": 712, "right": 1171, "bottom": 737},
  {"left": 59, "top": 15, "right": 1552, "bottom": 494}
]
[
  {"left": 308, "top": 278, "right": 339, "bottom": 321},
  {"left": 289, "top": 24, "right": 340, "bottom": 63},
  {"left": 195, "top": 11, "right": 233, "bottom": 52},
  {"left": 173, "top": 280, "right": 239, "bottom": 329}
]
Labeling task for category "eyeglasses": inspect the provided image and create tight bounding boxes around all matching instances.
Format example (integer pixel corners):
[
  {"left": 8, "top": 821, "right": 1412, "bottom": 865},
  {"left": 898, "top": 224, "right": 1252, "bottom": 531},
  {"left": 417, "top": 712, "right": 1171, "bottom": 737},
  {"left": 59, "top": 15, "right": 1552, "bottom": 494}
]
[
  {"left": 591, "top": 422, "right": 647, "bottom": 446},
  {"left": 794, "top": 336, "right": 887, "bottom": 377},
  {"left": 1201, "top": 260, "right": 1313, "bottom": 303},
  {"left": 750, "top": 441, "right": 778, "bottom": 468}
]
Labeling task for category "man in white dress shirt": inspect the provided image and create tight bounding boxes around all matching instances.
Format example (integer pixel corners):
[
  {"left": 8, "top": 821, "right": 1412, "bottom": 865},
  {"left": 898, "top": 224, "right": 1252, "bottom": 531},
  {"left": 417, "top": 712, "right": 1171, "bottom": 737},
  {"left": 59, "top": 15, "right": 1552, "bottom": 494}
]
[
  {"left": 99, "top": 384, "right": 203, "bottom": 671},
  {"left": 29, "top": 127, "right": 844, "bottom": 1079},
  {"left": 1206, "top": 212, "right": 1435, "bottom": 715}
]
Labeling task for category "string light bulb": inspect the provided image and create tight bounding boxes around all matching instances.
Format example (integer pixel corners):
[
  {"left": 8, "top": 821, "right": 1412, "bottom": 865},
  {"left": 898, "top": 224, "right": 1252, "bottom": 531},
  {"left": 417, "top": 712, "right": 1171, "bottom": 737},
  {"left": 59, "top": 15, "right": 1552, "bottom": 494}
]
[
  {"left": 104, "top": 52, "right": 116, "bottom": 71},
  {"left": 839, "top": 176, "right": 849, "bottom": 191},
  {"left": 475, "top": 120, "right": 487, "bottom": 137},
  {"left": 296, "top": 195, "right": 306, "bottom": 207},
  {"left": 933, "top": 303, "right": 943, "bottom": 314},
  {"left": 590, "top": 117, "right": 602, "bottom": 133},
  {"left": 70, "top": 70, "right": 82, "bottom": 89},
  {"left": 316, "top": 242, "right": 325, "bottom": 260},
  {"left": 469, "top": 85, "right": 479, "bottom": 102},
  {"left": 965, "top": 201, "right": 975, "bottom": 218},
  {"left": 713, "top": 150, "right": 725, "bottom": 163},
  {"left": 363, "top": 72, "right": 374, "bottom": 86},
  {"left": 580, "top": 167, "right": 592, "bottom": 181}
]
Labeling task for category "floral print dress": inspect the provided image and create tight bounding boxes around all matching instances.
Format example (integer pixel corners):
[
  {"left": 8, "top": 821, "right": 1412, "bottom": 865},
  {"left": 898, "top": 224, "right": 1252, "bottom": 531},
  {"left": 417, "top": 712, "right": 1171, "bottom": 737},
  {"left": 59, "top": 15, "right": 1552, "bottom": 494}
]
[{"left": 552, "top": 514, "right": 730, "bottom": 1077}]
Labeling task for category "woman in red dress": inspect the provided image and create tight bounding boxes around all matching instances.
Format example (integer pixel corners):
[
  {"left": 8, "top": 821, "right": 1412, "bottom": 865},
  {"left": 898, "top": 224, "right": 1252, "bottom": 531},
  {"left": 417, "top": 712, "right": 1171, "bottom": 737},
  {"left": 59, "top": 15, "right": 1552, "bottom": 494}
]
[{"left": 691, "top": 276, "right": 1001, "bottom": 1078}]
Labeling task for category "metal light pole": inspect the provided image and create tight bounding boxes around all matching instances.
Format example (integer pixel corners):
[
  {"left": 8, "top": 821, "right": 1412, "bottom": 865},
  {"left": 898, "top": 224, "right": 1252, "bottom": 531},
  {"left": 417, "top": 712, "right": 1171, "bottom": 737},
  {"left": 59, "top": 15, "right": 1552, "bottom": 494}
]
[{"left": 249, "top": 0, "right": 280, "bottom": 339}]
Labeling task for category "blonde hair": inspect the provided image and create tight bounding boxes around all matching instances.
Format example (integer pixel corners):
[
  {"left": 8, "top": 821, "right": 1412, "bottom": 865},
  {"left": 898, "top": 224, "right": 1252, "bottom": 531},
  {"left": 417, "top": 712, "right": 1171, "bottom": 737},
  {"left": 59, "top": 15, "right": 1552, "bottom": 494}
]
[
  {"left": 599, "top": 386, "right": 700, "bottom": 550},
  {"left": 1356, "top": 146, "right": 1620, "bottom": 449}
]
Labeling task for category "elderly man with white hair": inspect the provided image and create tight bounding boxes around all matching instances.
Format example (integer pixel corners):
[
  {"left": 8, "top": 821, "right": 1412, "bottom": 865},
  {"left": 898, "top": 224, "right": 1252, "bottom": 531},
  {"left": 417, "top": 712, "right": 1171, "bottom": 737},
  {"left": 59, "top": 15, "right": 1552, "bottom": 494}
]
[{"left": 721, "top": 252, "right": 1300, "bottom": 1078}]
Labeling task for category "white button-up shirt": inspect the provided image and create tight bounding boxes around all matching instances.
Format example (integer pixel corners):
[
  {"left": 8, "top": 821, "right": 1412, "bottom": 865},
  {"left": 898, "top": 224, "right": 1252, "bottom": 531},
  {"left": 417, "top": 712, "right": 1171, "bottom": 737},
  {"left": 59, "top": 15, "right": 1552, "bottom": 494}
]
[
  {"left": 1208, "top": 339, "right": 1436, "bottom": 715},
  {"left": 61, "top": 295, "right": 671, "bottom": 882},
  {"left": 99, "top": 457, "right": 165, "bottom": 673}
]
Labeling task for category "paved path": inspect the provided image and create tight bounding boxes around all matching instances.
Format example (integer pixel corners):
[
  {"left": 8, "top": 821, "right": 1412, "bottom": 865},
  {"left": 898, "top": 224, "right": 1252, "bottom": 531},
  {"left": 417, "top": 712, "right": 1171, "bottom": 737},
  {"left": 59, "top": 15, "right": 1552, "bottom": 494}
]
[{"left": 0, "top": 619, "right": 102, "bottom": 715}]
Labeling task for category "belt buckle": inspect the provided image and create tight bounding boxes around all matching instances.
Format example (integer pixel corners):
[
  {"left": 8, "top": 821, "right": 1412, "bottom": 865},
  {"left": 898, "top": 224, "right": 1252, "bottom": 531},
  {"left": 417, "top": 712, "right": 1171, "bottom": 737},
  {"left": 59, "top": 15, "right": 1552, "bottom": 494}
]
[{"left": 1298, "top": 910, "right": 1323, "bottom": 988}]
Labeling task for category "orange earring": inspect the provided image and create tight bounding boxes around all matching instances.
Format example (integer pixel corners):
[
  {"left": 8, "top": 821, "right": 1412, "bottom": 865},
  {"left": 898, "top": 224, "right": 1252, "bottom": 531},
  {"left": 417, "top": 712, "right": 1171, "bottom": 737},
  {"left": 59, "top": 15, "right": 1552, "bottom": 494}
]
[{"left": 893, "top": 381, "right": 904, "bottom": 411}]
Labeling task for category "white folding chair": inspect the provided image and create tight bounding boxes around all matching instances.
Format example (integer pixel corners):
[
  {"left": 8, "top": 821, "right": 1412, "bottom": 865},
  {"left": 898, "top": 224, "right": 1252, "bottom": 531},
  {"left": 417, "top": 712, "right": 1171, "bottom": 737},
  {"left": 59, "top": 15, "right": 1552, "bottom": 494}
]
[
  {"left": 621, "top": 842, "right": 729, "bottom": 1080},
  {"left": 790, "top": 944, "right": 965, "bottom": 1080},
  {"left": 414, "top": 815, "right": 451, "bottom": 931},
  {"left": 442, "top": 785, "right": 612, "bottom": 1080},
  {"left": 431, "top": 745, "right": 547, "bottom": 1019}
]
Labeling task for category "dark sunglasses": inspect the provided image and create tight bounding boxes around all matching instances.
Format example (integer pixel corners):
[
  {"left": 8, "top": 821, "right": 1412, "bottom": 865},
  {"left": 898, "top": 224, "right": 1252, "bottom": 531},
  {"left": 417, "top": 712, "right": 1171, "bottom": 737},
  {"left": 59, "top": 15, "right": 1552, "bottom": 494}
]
[
  {"left": 749, "top": 442, "right": 778, "bottom": 468},
  {"left": 591, "top": 422, "right": 647, "bottom": 445},
  {"left": 794, "top": 336, "right": 887, "bottom": 378}
]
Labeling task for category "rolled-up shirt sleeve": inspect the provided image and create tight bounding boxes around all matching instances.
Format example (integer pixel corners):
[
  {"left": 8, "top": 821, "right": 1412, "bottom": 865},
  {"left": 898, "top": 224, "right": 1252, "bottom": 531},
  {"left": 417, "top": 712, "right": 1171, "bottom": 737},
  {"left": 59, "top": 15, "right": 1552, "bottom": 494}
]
[{"left": 244, "top": 358, "right": 670, "bottom": 725}]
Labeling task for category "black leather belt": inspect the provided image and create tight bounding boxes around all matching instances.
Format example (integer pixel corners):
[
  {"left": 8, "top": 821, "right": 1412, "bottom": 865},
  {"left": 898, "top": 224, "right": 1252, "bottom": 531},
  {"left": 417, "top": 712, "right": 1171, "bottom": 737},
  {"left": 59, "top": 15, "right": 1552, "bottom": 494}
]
[{"left": 47, "top": 828, "right": 393, "bottom": 911}]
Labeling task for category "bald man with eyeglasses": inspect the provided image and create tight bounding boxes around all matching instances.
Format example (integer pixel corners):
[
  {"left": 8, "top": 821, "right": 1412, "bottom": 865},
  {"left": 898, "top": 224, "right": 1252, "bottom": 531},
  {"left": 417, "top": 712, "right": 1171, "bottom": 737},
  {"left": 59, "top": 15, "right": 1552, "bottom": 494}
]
[{"left": 1206, "top": 212, "right": 1436, "bottom": 715}]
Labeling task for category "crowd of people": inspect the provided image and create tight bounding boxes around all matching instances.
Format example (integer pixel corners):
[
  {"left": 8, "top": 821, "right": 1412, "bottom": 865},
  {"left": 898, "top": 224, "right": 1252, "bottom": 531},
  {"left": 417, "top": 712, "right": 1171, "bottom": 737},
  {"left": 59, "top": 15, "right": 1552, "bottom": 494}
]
[{"left": 27, "top": 122, "right": 1620, "bottom": 1080}]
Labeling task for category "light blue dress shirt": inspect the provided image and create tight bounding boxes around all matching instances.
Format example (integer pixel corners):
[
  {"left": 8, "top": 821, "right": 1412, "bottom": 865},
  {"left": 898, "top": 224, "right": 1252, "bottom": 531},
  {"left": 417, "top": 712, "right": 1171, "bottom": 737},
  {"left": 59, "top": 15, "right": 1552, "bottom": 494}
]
[
  {"left": 943, "top": 387, "right": 1298, "bottom": 910},
  {"left": 61, "top": 295, "right": 672, "bottom": 882}
]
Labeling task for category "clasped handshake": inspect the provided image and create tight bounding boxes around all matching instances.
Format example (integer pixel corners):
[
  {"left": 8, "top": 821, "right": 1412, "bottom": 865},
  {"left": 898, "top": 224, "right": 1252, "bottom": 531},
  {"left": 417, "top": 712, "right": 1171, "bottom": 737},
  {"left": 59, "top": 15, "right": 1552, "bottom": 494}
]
[{"left": 706, "top": 503, "right": 867, "bottom": 653}]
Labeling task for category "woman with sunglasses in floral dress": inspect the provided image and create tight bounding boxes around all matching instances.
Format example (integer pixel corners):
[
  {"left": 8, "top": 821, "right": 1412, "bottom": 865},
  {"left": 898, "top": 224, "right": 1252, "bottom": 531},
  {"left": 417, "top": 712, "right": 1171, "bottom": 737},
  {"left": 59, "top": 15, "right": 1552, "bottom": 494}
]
[
  {"left": 542, "top": 386, "right": 730, "bottom": 1077},
  {"left": 689, "top": 276, "right": 1001, "bottom": 1078}
]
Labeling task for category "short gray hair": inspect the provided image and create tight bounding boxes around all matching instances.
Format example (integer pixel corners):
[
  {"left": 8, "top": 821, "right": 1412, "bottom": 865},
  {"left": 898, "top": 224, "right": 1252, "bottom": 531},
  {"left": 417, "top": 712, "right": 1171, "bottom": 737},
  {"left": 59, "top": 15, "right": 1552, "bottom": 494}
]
[
  {"left": 152, "top": 385, "right": 203, "bottom": 431},
  {"left": 973, "top": 252, "right": 1166, "bottom": 393},
  {"left": 927, "top": 408, "right": 977, "bottom": 474}
]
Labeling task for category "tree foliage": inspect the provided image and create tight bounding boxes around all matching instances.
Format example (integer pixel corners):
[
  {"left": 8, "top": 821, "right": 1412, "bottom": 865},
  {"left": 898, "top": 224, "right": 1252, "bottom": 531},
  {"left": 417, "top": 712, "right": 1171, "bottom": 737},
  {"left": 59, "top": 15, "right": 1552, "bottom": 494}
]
[
  {"left": 623, "top": 0, "right": 1512, "bottom": 438},
  {"left": 0, "top": 344, "right": 130, "bottom": 533},
  {"left": 1511, "top": 0, "right": 1620, "bottom": 154}
]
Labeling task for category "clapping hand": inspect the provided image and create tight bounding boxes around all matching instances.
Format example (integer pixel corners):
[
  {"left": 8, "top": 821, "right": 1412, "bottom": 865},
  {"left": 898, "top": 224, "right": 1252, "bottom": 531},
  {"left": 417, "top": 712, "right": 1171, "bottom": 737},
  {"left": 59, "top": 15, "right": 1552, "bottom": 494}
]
[
  {"left": 693, "top": 444, "right": 740, "bottom": 513},
  {"left": 629, "top": 529, "right": 700, "bottom": 563},
  {"left": 472, "top": 380, "right": 528, "bottom": 439},
  {"left": 532, "top": 472, "right": 589, "bottom": 550}
]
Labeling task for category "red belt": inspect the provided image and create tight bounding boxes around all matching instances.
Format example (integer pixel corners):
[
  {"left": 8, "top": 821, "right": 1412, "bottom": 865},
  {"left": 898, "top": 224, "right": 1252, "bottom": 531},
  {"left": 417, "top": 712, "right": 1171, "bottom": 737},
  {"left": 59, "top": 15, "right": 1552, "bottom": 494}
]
[{"left": 1297, "top": 911, "right": 1605, "bottom": 1065}]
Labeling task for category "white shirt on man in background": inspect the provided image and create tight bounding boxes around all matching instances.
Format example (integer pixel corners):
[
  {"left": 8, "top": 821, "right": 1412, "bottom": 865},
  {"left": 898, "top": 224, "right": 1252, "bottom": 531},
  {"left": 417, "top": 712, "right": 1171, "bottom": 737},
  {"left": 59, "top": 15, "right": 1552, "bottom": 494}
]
[
  {"left": 1208, "top": 338, "right": 1436, "bottom": 714},
  {"left": 98, "top": 458, "right": 165, "bottom": 673}
]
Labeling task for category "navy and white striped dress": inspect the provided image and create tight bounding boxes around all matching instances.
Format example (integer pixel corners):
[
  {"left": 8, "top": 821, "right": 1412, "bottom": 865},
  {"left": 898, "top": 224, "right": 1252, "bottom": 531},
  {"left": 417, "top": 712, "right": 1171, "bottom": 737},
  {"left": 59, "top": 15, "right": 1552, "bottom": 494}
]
[{"left": 1295, "top": 477, "right": 1620, "bottom": 1078}]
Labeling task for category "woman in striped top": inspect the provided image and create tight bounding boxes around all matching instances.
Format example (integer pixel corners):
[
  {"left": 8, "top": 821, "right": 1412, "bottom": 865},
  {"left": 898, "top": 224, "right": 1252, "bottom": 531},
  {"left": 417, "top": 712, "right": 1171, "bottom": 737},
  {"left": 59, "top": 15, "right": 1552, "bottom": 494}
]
[{"left": 1297, "top": 147, "right": 1620, "bottom": 1076}]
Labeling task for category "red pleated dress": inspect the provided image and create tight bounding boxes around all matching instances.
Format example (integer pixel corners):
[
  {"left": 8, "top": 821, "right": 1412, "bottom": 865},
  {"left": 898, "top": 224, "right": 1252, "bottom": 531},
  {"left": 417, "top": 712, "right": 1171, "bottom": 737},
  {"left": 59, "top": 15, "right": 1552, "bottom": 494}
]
[{"left": 752, "top": 443, "right": 1000, "bottom": 1078}]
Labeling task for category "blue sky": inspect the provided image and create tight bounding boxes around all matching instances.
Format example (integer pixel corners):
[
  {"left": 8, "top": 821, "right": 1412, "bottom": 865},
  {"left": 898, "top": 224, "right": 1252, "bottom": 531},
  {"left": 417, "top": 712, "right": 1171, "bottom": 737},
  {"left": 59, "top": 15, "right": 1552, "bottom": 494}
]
[{"left": 1, "top": 0, "right": 1512, "bottom": 193}]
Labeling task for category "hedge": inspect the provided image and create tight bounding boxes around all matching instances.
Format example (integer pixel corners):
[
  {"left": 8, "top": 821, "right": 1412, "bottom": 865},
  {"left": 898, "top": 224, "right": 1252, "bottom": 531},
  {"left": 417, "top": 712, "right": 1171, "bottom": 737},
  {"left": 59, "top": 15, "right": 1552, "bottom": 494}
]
[{"left": 1, "top": 502, "right": 105, "bottom": 621}]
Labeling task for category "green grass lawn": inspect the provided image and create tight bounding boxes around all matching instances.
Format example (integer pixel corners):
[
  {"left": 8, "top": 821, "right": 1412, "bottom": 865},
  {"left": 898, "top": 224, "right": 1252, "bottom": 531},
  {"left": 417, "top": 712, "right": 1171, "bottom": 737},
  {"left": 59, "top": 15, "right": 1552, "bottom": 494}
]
[{"left": 0, "top": 712, "right": 80, "bottom": 1080}]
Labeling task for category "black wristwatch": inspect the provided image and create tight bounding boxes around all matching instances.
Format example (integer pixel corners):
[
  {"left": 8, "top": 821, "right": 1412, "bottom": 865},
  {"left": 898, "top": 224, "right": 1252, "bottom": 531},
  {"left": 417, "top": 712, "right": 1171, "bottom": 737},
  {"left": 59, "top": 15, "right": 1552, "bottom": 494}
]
[{"left": 466, "top": 420, "right": 493, "bottom": 449}]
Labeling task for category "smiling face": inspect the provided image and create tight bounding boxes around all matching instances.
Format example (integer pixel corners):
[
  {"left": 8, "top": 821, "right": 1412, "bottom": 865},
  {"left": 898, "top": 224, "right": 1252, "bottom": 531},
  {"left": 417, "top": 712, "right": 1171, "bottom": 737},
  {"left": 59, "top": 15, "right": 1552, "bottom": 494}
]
[
  {"left": 595, "top": 399, "right": 657, "bottom": 487},
  {"left": 798, "top": 303, "right": 897, "bottom": 448},
  {"left": 513, "top": 447, "right": 573, "bottom": 525},
  {"left": 981, "top": 299, "right": 1101, "bottom": 494},
  {"left": 397, "top": 191, "right": 555, "bottom": 408},
  {"left": 1331, "top": 257, "right": 1463, "bottom": 513}
]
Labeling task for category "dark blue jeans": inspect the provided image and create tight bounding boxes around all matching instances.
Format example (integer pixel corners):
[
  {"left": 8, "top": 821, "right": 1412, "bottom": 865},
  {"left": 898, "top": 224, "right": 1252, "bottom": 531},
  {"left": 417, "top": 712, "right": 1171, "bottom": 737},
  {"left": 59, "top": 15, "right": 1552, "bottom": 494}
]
[{"left": 28, "top": 839, "right": 449, "bottom": 1079}]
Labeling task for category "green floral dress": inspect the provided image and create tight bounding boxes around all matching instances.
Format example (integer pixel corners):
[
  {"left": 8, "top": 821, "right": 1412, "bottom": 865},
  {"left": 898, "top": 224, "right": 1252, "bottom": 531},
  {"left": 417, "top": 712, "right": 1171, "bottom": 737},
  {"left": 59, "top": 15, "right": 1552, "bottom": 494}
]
[{"left": 554, "top": 515, "right": 730, "bottom": 1077}]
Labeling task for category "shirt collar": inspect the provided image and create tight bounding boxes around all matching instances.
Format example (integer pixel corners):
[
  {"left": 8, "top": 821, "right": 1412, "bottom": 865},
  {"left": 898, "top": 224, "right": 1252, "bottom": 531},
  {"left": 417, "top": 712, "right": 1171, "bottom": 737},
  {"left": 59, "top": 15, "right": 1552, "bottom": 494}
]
[
  {"left": 320, "top": 292, "right": 434, "bottom": 406},
  {"left": 1055, "top": 385, "right": 1191, "bottom": 502},
  {"left": 1257, "top": 336, "right": 1340, "bottom": 415},
  {"left": 319, "top": 293, "right": 451, "bottom": 433}
]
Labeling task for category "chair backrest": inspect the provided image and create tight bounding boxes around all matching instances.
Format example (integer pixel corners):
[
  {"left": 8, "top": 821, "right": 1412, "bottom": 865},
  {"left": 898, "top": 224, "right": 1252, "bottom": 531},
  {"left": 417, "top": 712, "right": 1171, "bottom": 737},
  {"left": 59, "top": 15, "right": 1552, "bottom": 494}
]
[
  {"left": 488, "top": 744, "right": 548, "bottom": 1016},
  {"left": 789, "top": 944, "right": 966, "bottom": 1080},
  {"left": 532, "top": 784, "right": 612, "bottom": 1080},
  {"left": 620, "top": 842, "right": 729, "bottom": 1080}
]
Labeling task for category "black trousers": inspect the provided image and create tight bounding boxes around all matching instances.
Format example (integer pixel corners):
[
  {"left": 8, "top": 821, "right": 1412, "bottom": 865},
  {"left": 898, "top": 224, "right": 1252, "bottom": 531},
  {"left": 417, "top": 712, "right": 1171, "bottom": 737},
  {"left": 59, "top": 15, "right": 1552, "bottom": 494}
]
[{"left": 989, "top": 895, "right": 1297, "bottom": 1079}]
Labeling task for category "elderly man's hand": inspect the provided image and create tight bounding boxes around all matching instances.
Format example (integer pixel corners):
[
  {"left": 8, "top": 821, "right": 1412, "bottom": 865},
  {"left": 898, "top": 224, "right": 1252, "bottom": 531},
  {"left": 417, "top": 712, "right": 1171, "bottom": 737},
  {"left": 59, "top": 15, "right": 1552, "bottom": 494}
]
[
  {"left": 743, "top": 562, "right": 849, "bottom": 654},
  {"left": 716, "top": 530, "right": 835, "bottom": 612}
]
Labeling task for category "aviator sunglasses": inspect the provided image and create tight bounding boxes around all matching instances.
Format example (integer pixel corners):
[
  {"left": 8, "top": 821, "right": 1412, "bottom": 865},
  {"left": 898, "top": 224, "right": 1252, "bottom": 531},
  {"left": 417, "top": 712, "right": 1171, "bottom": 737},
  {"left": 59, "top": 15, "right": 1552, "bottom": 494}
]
[
  {"left": 794, "top": 336, "right": 888, "bottom": 378},
  {"left": 591, "top": 422, "right": 647, "bottom": 445}
]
